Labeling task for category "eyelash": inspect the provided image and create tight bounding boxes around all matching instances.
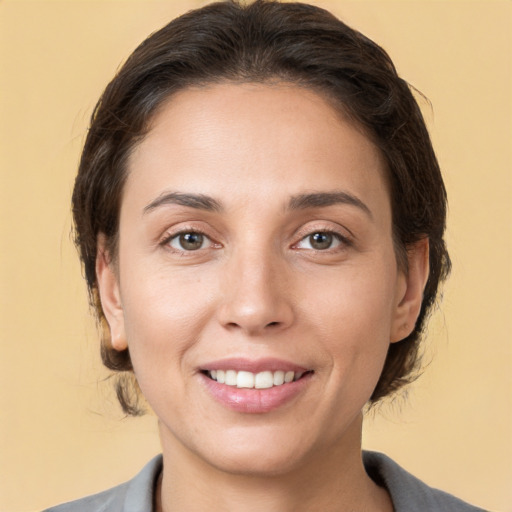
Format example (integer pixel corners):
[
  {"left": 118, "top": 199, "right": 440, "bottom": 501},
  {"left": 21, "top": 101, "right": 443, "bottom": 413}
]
[
  {"left": 158, "top": 227, "right": 352, "bottom": 254},
  {"left": 293, "top": 229, "right": 352, "bottom": 252},
  {"left": 159, "top": 228, "right": 217, "bottom": 253}
]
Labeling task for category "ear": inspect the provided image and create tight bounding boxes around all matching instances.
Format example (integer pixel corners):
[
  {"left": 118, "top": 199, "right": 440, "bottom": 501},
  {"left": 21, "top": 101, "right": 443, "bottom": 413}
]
[
  {"left": 390, "top": 238, "right": 430, "bottom": 343},
  {"left": 96, "top": 235, "right": 127, "bottom": 351}
]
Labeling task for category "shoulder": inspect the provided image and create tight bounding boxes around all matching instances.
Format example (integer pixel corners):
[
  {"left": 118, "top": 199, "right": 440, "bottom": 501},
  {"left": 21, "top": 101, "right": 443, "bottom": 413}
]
[
  {"left": 363, "top": 451, "right": 489, "bottom": 512},
  {"left": 42, "top": 455, "right": 163, "bottom": 512}
]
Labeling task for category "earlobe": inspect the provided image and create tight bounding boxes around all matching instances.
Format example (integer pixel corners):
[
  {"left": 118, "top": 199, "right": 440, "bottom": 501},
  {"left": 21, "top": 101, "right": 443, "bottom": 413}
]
[
  {"left": 391, "top": 238, "right": 430, "bottom": 343},
  {"left": 96, "top": 236, "right": 128, "bottom": 351}
]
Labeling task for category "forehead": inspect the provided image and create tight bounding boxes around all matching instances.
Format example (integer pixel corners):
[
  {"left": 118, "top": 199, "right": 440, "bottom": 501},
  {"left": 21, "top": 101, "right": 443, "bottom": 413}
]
[{"left": 125, "top": 82, "right": 389, "bottom": 215}]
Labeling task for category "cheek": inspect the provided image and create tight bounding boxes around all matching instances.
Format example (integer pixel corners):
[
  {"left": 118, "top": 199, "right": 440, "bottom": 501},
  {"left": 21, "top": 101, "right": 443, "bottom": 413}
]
[
  {"left": 119, "top": 263, "right": 217, "bottom": 371},
  {"left": 301, "top": 259, "right": 398, "bottom": 338},
  {"left": 299, "top": 259, "right": 398, "bottom": 386}
]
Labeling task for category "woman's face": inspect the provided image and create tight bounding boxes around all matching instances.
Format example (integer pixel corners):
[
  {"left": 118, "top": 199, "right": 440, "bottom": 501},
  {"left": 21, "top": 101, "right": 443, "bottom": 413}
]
[{"left": 98, "top": 83, "right": 425, "bottom": 475}]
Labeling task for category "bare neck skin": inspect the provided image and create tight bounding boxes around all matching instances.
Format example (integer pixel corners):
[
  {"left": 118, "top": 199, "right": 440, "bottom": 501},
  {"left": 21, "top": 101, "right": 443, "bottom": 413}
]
[{"left": 156, "top": 415, "right": 393, "bottom": 512}]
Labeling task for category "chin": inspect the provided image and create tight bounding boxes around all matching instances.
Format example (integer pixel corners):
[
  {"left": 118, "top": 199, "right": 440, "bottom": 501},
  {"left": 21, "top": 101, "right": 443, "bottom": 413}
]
[
  {"left": 195, "top": 425, "right": 320, "bottom": 477},
  {"left": 207, "top": 447, "right": 306, "bottom": 477}
]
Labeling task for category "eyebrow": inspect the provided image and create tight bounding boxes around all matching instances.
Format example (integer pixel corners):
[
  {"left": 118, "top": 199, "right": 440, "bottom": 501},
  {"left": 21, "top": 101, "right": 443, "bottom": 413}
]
[
  {"left": 143, "top": 192, "right": 222, "bottom": 214},
  {"left": 288, "top": 191, "right": 373, "bottom": 218},
  {"left": 143, "top": 190, "right": 372, "bottom": 218}
]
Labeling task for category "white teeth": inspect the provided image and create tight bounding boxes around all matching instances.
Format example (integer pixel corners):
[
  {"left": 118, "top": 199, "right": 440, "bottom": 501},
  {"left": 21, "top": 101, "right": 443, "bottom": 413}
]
[
  {"left": 236, "top": 371, "right": 254, "bottom": 388},
  {"left": 225, "top": 370, "right": 237, "bottom": 386},
  {"left": 273, "top": 370, "right": 285, "bottom": 386},
  {"left": 207, "top": 369, "right": 308, "bottom": 388},
  {"left": 255, "top": 371, "right": 273, "bottom": 389},
  {"left": 284, "top": 371, "right": 294, "bottom": 383}
]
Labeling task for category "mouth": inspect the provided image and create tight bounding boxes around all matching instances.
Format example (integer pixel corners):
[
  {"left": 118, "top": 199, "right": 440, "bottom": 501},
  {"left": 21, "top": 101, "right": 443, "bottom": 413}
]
[
  {"left": 198, "top": 358, "right": 314, "bottom": 413},
  {"left": 201, "top": 369, "right": 314, "bottom": 389}
]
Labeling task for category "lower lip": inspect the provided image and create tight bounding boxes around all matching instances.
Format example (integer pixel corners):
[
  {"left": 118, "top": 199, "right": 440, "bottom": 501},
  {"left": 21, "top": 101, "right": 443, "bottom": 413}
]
[{"left": 200, "top": 373, "right": 313, "bottom": 413}]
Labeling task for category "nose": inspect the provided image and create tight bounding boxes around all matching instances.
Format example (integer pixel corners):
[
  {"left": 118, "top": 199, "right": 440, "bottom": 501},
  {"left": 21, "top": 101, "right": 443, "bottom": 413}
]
[{"left": 216, "top": 248, "right": 294, "bottom": 336}]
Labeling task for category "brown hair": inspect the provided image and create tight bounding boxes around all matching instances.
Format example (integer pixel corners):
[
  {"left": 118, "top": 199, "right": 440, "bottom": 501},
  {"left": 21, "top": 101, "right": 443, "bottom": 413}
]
[{"left": 73, "top": 0, "right": 451, "bottom": 415}]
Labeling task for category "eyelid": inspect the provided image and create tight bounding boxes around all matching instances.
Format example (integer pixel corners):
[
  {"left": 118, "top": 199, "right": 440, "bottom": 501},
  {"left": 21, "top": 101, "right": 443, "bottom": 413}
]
[
  {"left": 293, "top": 231, "right": 351, "bottom": 253},
  {"left": 291, "top": 222, "right": 353, "bottom": 248},
  {"left": 156, "top": 221, "right": 352, "bottom": 253},
  {"left": 158, "top": 224, "right": 222, "bottom": 251},
  {"left": 169, "top": 232, "right": 212, "bottom": 251}
]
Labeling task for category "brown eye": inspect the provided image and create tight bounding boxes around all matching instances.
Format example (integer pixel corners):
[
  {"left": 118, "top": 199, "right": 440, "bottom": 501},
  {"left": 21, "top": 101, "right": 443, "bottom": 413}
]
[
  {"left": 309, "top": 233, "right": 334, "bottom": 251},
  {"left": 296, "top": 231, "right": 343, "bottom": 251},
  {"left": 309, "top": 232, "right": 333, "bottom": 250},
  {"left": 169, "top": 232, "right": 207, "bottom": 251}
]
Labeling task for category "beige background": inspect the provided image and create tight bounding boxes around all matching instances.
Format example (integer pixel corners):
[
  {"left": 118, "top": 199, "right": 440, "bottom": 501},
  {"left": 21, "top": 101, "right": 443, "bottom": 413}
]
[{"left": 0, "top": 1, "right": 510, "bottom": 511}]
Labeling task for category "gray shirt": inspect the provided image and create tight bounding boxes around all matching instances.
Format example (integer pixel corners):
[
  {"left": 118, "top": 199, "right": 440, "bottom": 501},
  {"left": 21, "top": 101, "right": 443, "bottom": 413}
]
[{"left": 43, "top": 451, "right": 489, "bottom": 511}]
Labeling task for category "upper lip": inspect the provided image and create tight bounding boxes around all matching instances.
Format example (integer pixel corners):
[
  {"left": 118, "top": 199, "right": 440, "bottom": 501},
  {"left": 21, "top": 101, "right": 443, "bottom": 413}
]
[{"left": 199, "top": 357, "right": 310, "bottom": 374}]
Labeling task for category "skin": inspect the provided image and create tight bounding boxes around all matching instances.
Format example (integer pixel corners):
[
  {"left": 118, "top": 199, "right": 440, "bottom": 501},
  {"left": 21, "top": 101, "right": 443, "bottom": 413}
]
[{"left": 97, "top": 83, "right": 429, "bottom": 511}]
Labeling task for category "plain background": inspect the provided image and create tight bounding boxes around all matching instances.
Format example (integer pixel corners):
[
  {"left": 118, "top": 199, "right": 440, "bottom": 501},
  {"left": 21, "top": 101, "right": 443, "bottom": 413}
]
[{"left": 0, "top": 1, "right": 510, "bottom": 511}]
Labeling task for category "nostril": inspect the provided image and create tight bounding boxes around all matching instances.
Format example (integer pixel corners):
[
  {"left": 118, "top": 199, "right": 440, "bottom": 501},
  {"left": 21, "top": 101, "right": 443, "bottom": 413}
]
[{"left": 267, "top": 322, "right": 280, "bottom": 327}]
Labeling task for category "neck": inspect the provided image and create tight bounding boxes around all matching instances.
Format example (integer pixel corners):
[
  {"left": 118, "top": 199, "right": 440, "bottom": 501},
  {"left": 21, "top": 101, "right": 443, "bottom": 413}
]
[{"left": 156, "top": 416, "right": 393, "bottom": 512}]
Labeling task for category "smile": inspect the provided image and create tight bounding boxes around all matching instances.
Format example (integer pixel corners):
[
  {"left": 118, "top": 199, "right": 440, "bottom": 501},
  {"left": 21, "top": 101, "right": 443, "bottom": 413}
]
[
  {"left": 199, "top": 359, "right": 314, "bottom": 413},
  {"left": 206, "top": 369, "right": 308, "bottom": 389}
]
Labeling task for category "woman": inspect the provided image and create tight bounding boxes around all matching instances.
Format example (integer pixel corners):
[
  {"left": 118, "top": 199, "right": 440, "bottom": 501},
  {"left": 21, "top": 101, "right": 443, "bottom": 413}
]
[{"left": 45, "top": 1, "right": 486, "bottom": 510}]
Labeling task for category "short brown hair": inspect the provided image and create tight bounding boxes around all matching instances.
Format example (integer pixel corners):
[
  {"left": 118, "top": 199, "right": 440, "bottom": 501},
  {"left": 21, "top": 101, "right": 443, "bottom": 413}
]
[{"left": 73, "top": 0, "right": 451, "bottom": 415}]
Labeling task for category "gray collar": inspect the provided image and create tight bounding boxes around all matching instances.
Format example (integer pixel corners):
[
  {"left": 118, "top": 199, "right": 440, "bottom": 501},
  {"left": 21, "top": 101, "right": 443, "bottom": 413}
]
[{"left": 45, "top": 451, "right": 486, "bottom": 511}]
